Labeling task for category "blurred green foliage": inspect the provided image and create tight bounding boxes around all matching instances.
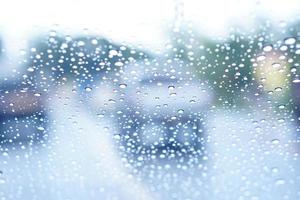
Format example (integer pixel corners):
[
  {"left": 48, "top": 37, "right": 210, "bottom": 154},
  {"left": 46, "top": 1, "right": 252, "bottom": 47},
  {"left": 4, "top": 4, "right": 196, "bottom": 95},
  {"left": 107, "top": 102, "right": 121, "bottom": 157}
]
[{"left": 170, "top": 28, "right": 261, "bottom": 106}]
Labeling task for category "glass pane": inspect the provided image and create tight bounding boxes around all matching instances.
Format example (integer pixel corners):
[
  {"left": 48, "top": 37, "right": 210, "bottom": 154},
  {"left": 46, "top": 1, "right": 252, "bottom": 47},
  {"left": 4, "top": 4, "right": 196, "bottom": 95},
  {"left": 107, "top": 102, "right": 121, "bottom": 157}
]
[{"left": 1, "top": 0, "right": 300, "bottom": 199}]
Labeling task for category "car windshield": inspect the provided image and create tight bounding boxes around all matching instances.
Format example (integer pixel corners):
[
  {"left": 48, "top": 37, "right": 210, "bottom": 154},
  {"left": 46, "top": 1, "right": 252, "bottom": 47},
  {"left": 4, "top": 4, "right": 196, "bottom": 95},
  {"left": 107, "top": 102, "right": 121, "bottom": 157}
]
[{"left": 1, "top": 0, "right": 300, "bottom": 200}]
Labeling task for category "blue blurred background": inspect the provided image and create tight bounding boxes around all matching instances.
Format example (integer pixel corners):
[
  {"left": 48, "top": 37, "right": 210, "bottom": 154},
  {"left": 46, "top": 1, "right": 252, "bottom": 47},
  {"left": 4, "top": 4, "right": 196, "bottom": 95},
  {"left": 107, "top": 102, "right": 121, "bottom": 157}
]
[{"left": 1, "top": 0, "right": 300, "bottom": 200}]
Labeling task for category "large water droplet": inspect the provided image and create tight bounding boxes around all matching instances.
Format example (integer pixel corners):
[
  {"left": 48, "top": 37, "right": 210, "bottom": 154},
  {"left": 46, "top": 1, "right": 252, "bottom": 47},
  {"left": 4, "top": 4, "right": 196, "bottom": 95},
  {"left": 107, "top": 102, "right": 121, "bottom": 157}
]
[
  {"left": 119, "top": 84, "right": 127, "bottom": 89},
  {"left": 263, "top": 45, "right": 273, "bottom": 52},
  {"left": 284, "top": 37, "right": 296, "bottom": 45}
]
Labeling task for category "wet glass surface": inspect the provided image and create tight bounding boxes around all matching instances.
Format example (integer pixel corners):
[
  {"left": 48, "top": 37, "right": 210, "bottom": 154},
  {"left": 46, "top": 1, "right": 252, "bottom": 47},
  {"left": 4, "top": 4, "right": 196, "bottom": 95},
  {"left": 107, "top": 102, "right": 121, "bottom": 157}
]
[{"left": 1, "top": 0, "right": 300, "bottom": 199}]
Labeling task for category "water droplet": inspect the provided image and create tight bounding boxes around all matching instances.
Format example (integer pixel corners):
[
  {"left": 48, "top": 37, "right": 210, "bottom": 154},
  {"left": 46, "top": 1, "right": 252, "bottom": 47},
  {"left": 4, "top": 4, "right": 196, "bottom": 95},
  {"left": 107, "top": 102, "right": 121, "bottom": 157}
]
[
  {"left": 271, "top": 139, "right": 280, "bottom": 144},
  {"left": 2, "top": 152, "right": 8, "bottom": 157},
  {"left": 177, "top": 109, "right": 184, "bottom": 114},
  {"left": 113, "top": 134, "right": 121, "bottom": 140},
  {"left": 257, "top": 55, "right": 266, "bottom": 61},
  {"left": 275, "top": 179, "right": 285, "bottom": 186},
  {"left": 119, "top": 84, "right": 127, "bottom": 89},
  {"left": 284, "top": 37, "right": 296, "bottom": 45},
  {"left": 271, "top": 167, "right": 279, "bottom": 173},
  {"left": 109, "top": 50, "right": 118, "bottom": 56},
  {"left": 27, "top": 67, "right": 34, "bottom": 72},
  {"left": 274, "top": 87, "right": 282, "bottom": 92},
  {"left": 280, "top": 45, "right": 288, "bottom": 51},
  {"left": 189, "top": 99, "right": 196, "bottom": 104},
  {"left": 78, "top": 52, "right": 85, "bottom": 57},
  {"left": 97, "top": 113, "right": 104, "bottom": 118},
  {"left": 255, "top": 126, "right": 262, "bottom": 132},
  {"left": 263, "top": 45, "right": 273, "bottom": 52},
  {"left": 278, "top": 105, "right": 285, "bottom": 109},
  {"left": 0, "top": 178, "right": 5, "bottom": 184},
  {"left": 77, "top": 41, "right": 85, "bottom": 46},
  {"left": 292, "top": 79, "right": 300, "bottom": 83},
  {"left": 37, "top": 126, "right": 45, "bottom": 131},
  {"left": 168, "top": 85, "right": 175, "bottom": 90},
  {"left": 115, "top": 61, "right": 124, "bottom": 67},
  {"left": 91, "top": 39, "right": 98, "bottom": 45},
  {"left": 85, "top": 87, "right": 93, "bottom": 92},
  {"left": 277, "top": 118, "right": 285, "bottom": 123},
  {"left": 272, "top": 63, "right": 281, "bottom": 69},
  {"left": 108, "top": 99, "right": 116, "bottom": 103}
]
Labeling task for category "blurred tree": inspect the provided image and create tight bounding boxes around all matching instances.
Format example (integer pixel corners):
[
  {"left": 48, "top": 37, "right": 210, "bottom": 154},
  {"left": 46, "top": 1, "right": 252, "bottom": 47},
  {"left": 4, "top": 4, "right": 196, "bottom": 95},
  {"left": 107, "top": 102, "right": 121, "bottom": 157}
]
[
  {"left": 169, "top": 27, "right": 261, "bottom": 106},
  {"left": 24, "top": 33, "right": 151, "bottom": 92}
]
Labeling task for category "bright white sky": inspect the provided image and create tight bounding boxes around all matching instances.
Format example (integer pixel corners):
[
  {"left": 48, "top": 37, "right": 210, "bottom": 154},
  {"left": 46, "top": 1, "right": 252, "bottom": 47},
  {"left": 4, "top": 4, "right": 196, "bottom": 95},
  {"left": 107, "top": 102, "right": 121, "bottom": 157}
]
[{"left": 0, "top": 0, "right": 299, "bottom": 55}]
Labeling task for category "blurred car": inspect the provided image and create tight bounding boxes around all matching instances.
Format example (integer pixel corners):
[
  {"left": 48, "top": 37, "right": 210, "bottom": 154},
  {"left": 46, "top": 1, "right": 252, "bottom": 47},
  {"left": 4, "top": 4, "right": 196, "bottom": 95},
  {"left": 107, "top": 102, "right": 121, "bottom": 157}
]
[
  {"left": 0, "top": 81, "right": 47, "bottom": 145},
  {"left": 115, "top": 58, "right": 213, "bottom": 159}
]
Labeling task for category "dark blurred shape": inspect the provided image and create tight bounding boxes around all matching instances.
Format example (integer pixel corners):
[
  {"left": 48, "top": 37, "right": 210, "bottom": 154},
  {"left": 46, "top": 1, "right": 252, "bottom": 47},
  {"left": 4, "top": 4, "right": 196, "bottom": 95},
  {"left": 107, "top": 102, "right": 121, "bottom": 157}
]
[
  {"left": 0, "top": 80, "right": 47, "bottom": 145},
  {"left": 115, "top": 58, "right": 213, "bottom": 163}
]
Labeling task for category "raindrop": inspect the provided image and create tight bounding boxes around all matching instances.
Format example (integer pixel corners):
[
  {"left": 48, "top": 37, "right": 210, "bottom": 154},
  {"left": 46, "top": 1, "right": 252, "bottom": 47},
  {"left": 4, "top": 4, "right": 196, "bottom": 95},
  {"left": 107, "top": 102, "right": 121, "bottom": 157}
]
[
  {"left": 168, "top": 85, "right": 175, "bottom": 90},
  {"left": 275, "top": 179, "right": 285, "bottom": 186},
  {"left": 119, "top": 84, "right": 127, "bottom": 89},
  {"left": 177, "top": 109, "right": 184, "bottom": 114},
  {"left": 91, "top": 39, "right": 98, "bottom": 45},
  {"left": 85, "top": 87, "right": 93, "bottom": 92},
  {"left": 272, "top": 63, "right": 281, "bottom": 69},
  {"left": 257, "top": 55, "right": 266, "bottom": 61},
  {"left": 109, "top": 50, "right": 118, "bottom": 56},
  {"left": 284, "top": 37, "right": 296, "bottom": 45},
  {"left": 97, "top": 114, "right": 104, "bottom": 118},
  {"left": 37, "top": 126, "right": 45, "bottom": 131},
  {"left": 78, "top": 52, "right": 85, "bottom": 57},
  {"left": 277, "top": 118, "right": 285, "bottom": 123},
  {"left": 271, "top": 167, "right": 279, "bottom": 173},
  {"left": 280, "top": 45, "right": 288, "bottom": 51},
  {"left": 27, "top": 67, "right": 34, "bottom": 72},
  {"left": 113, "top": 134, "right": 121, "bottom": 140},
  {"left": 2, "top": 152, "right": 8, "bottom": 157},
  {"left": 271, "top": 139, "right": 280, "bottom": 144},
  {"left": 263, "top": 45, "right": 273, "bottom": 52},
  {"left": 108, "top": 99, "right": 116, "bottom": 103},
  {"left": 274, "top": 87, "right": 282, "bottom": 92},
  {"left": 278, "top": 105, "right": 285, "bottom": 109},
  {"left": 0, "top": 178, "right": 5, "bottom": 184},
  {"left": 189, "top": 99, "right": 196, "bottom": 103},
  {"left": 115, "top": 61, "right": 124, "bottom": 67},
  {"left": 77, "top": 41, "right": 85, "bottom": 46}
]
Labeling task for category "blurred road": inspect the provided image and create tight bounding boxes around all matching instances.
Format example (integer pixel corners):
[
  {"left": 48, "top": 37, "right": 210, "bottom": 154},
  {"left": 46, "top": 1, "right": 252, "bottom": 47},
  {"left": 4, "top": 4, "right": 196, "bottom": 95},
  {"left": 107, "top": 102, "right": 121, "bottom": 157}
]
[{"left": 0, "top": 86, "right": 300, "bottom": 200}]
